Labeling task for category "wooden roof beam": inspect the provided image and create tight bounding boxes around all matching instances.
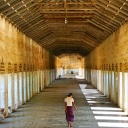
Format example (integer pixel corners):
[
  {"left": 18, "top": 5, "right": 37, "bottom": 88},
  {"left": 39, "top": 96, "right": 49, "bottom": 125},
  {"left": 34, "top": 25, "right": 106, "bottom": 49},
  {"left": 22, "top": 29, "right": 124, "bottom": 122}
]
[
  {"left": 97, "top": 1, "right": 127, "bottom": 19},
  {"left": 38, "top": 2, "right": 93, "bottom": 5},
  {"left": 88, "top": 20, "right": 113, "bottom": 34}
]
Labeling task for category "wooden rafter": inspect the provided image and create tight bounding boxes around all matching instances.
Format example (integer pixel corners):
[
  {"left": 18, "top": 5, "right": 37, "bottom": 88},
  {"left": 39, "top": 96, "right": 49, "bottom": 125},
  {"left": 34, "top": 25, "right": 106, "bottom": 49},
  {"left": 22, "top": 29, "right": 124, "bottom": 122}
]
[{"left": 0, "top": 0, "right": 128, "bottom": 56}]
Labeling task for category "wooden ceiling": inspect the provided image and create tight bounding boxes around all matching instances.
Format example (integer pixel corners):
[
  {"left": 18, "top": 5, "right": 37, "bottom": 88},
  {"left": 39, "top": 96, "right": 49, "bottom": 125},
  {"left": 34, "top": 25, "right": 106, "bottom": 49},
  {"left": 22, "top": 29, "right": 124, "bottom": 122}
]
[{"left": 0, "top": 0, "right": 128, "bottom": 57}]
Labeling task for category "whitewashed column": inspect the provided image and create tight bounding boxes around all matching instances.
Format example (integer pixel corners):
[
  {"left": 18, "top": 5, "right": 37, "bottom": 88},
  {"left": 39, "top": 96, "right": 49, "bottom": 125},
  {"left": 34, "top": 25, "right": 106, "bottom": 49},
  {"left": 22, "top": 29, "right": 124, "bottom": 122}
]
[
  {"left": 111, "top": 71, "right": 115, "bottom": 102},
  {"left": 26, "top": 72, "right": 30, "bottom": 100},
  {"left": 11, "top": 73, "right": 15, "bottom": 110},
  {"left": 50, "top": 70, "right": 52, "bottom": 84},
  {"left": 14, "top": 73, "right": 18, "bottom": 109},
  {"left": 30, "top": 71, "right": 33, "bottom": 97},
  {"left": 125, "top": 73, "right": 128, "bottom": 114},
  {"left": 49, "top": 70, "right": 50, "bottom": 85},
  {"left": 8, "top": 74, "right": 12, "bottom": 107},
  {"left": 42, "top": 71, "right": 44, "bottom": 89},
  {"left": 114, "top": 72, "right": 119, "bottom": 104},
  {"left": 104, "top": 71, "right": 108, "bottom": 97},
  {"left": 37, "top": 71, "right": 40, "bottom": 93},
  {"left": 32, "top": 71, "right": 35, "bottom": 95},
  {"left": 40, "top": 71, "right": 43, "bottom": 91},
  {"left": 121, "top": 72, "right": 125, "bottom": 110},
  {"left": 101, "top": 70, "right": 104, "bottom": 93},
  {"left": 0, "top": 75, "right": 5, "bottom": 108},
  {"left": 118, "top": 72, "right": 123, "bottom": 108},
  {"left": 124, "top": 73, "right": 128, "bottom": 113},
  {"left": 39, "top": 70, "right": 41, "bottom": 91},
  {"left": 97, "top": 70, "right": 100, "bottom": 91},
  {"left": 4, "top": 74, "right": 8, "bottom": 117},
  {"left": 22, "top": 72, "right": 24, "bottom": 104},
  {"left": 43, "top": 70, "right": 46, "bottom": 88},
  {"left": 19, "top": 72, "right": 23, "bottom": 106},
  {"left": 46, "top": 70, "right": 48, "bottom": 87},
  {"left": 23, "top": 72, "right": 27, "bottom": 102}
]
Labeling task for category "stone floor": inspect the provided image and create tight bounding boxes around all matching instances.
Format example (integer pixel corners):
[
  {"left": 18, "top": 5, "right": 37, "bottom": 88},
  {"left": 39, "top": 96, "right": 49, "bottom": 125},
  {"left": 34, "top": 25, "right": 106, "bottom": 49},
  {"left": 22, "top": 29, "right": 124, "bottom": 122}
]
[{"left": 1, "top": 77, "right": 128, "bottom": 128}]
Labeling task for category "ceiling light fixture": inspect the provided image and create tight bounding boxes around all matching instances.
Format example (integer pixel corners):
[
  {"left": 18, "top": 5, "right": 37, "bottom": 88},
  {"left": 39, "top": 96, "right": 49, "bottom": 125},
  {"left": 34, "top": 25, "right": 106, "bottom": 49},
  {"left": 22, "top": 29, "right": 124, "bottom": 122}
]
[{"left": 65, "top": 18, "right": 67, "bottom": 24}]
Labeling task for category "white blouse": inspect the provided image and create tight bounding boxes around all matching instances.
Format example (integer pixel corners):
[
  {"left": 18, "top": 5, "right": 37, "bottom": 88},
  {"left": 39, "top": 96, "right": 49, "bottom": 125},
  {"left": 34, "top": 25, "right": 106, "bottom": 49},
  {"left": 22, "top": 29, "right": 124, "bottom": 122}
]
[{"left": 64, "top": 97, "right": 74, "bottom": 106}]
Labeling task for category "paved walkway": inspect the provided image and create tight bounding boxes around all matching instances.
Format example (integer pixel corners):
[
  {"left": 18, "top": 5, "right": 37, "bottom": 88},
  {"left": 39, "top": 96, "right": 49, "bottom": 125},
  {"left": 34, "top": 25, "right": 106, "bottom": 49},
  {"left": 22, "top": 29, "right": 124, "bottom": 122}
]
[{"left": 0, "top": 77, "right": 128, "bottom": 128}]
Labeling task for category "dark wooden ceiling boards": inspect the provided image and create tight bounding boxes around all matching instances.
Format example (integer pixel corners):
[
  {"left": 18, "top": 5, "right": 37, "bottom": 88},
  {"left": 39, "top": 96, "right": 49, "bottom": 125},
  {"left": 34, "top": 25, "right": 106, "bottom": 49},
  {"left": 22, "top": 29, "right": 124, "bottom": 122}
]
[{"left": 0, "top": 0, "right": 128, "bottom": 57}]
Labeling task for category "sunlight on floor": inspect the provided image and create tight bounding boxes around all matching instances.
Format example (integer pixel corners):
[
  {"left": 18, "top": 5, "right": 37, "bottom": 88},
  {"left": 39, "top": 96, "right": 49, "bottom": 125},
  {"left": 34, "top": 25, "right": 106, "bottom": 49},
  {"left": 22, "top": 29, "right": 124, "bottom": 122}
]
[
  {"left": 88, "top": 101, "right": 112, "bottom": 103},
  {"left": 75, "top": 75, "right": 84, "bottom": 79},
  {"left": 91, "top": 107, "right": 122, "bottom": 111},
  {"left": 95, "top": 116, "right": 128, "bottom": 121},
  {"left": 79, "top": 84, "right": 87, "bottom": 89},
  {"left": 79, "top": 80, "right": 128, "bottom": 128},
  {"left": 98, "top": 122, "right": 128, "bottom": 127},
  {"left": 86, "top": 98, "right": 93, "bottom": 101},
  {"left": 86, "top": 96, "right": 97, "bottom": 98},
  {"left": 90, "top": 103, "right": 128, "bottom": 127},
  {"left": 92, "top": 107, "right": 128, "bottom": 127},
  {"left": 93, "top": 111, "right": 126, "bottom": 115}
]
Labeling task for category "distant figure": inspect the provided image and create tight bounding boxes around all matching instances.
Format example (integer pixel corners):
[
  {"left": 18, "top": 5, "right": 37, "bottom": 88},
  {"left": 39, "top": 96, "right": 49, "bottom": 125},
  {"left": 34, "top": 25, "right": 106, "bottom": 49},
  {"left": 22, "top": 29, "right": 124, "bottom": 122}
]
[
  {"left": 71, "top": 71, "right": 73, "bottom": 74},
  {"left": 59, "top": 75, "right": 61, "bottom": 79},
  {"left": 64, "top": 93, "right": 77, "bottom": 127}
]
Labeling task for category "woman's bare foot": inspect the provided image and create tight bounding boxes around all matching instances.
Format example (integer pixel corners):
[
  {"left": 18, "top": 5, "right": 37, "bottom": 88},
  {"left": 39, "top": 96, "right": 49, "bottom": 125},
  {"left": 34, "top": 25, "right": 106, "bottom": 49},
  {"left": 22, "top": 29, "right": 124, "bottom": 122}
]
[
  {"left": 70, "top": 122, "right": 73, "bottom": 127},
  {"left": 68, "top": 122, "right": 70, "bottom": 127}
]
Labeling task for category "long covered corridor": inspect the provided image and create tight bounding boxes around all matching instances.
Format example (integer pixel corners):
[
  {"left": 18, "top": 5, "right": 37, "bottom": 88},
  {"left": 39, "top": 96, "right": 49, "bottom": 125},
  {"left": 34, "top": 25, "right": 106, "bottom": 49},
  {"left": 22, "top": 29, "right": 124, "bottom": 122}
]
[
  {"left": 0, "top": 0, "right": 128, "bottom": 127},
  {"left": 1, "top": 77, "right": 128, "bottom": 128}
]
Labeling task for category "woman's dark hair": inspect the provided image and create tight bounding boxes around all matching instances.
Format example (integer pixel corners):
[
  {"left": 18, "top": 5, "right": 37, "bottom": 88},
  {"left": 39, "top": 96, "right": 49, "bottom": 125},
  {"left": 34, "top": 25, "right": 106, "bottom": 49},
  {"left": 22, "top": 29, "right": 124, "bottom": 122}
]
[{"left": 67, "top": 93, "right": 73, "bottom": 97}]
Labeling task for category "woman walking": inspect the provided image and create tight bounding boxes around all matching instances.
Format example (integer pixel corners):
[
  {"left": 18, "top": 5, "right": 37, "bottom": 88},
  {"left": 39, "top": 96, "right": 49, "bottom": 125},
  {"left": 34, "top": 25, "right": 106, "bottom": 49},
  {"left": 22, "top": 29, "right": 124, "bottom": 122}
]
[{"left": 64, "top": 93, "right": 77, "bottom": 127}]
